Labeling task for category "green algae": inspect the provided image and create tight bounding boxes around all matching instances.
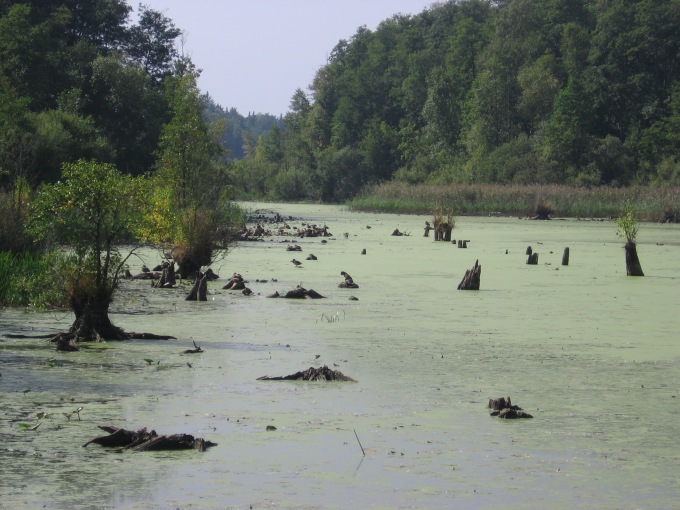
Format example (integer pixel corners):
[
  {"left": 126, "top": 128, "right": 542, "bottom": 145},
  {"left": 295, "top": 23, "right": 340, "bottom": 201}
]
[{"left": 1, "top": 203, "right": 679, "bottom": 509}]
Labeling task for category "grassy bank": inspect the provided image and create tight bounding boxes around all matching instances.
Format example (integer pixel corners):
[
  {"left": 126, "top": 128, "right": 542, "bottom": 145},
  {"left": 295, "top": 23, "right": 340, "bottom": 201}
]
[{"left": 347, "top": 182, "right": 680, "bottom": 221}]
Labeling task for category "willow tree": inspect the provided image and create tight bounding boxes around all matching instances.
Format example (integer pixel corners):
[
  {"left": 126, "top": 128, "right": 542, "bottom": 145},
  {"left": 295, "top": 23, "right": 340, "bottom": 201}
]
[
  {"left": 29, "top": 160, "right": 170, "bottom": 350},
  {"left": 149, "top": 67, "right": 241, "bottom": 278}
]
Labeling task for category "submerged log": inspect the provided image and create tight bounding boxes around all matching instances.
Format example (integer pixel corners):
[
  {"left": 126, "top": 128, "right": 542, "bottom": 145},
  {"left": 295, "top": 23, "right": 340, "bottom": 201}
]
[
  {"left": 457, "top": 260, "right": 481, "bottom": 290},
  {"left": 257, "top": 365, "right": 356, "bottom": 382},
  {"left": 83, "top": 425, "right": 216, "bottom": 451}
]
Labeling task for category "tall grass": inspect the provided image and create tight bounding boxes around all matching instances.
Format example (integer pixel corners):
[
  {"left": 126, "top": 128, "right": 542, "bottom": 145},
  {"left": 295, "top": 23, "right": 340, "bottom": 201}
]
[
  {"left": 0, "top": 251, "right": 68, "bottom": 308},
  {"left": 347, "top": 183, "right": 680, "bottom": 221}
]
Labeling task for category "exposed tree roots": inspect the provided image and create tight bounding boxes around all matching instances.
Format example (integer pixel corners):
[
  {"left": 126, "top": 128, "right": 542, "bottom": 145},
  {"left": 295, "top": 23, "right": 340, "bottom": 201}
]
[
  {"left": 83, "top": 425, "right": 216, "bottom": 452},
  {"left": 257, "top": 365, "right": 356, "bottom": 382}
]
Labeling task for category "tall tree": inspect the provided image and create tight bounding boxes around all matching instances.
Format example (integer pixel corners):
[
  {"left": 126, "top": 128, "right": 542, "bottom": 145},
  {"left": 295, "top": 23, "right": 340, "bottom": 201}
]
[
  {"left": 28, "top": 160, "right": 151, "bottom": 349},
  {"left": 151, "top": 67, "right": 240, "bottom": 277},
  {"left": 125, "top": 3, "right": 181, "bottom": 82}
]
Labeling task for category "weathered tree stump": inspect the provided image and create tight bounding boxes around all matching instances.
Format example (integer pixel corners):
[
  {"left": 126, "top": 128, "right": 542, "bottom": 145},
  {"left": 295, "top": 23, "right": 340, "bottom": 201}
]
[
  {"left": 83, "top": 425, "right": 217, "bottom": 451},
  {"left": 562, "top": 247, "right": 570, "bottom": 266},
  {"left": 186, "top": 272, "right": 208, "bottom": 301},
  {"left": 624, "top": 241, "right": 644, "bottom": 276},
  {"left": 339, "top": 271, "right": 359, "bottom": 288},
  {"left": 526, "top": 246, "right": 532, "bottom": 256},
  {"left": 257, "top": 365, "right": 356, "bottom": 382},
  {"left": 457, "top": 260, "right": 481, "bottom": 290},
  {"left": 223, "top": 273, "right": 245, "bottom": 290},
  {"left": 283, "top": 286, "right": 325, "bottom": 299},
  {"left": 527, "top": 252, "right": 539, "bottom": 265},
  {"left": 442, "top": 223, "right": 453, "bottom": 242},
  {"left": 488, "top": 396, "right": 533, "bottom": 419}
]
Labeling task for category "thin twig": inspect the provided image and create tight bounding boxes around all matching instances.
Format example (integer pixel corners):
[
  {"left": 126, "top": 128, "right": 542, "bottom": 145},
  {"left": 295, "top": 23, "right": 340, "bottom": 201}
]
[{"left": 353, "top": 429, "right": 365, "bottom": 456}]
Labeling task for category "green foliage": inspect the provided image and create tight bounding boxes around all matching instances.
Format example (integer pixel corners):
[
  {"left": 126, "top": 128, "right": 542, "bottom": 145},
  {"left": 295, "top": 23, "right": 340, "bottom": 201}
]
[
  {"left": 0, "top": 1, "right": 182, "bottom": 184},
  {"left": 616, "top": 201, "right": 639, "bottom": 244},
  {"left": 231, "top": 0, "right": 680, "bottom": 201},
  {"left": 28, "top": 160, "right": 147, "bottom": 297},
  {"left": 151, "top": 70, "right": 242, "bottom": 272},
  {"left": 0, "top": 250, "right": 69, "bottom": 308}
]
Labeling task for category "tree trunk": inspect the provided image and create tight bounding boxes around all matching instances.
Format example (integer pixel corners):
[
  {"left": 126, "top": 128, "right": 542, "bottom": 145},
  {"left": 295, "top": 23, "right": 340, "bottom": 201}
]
[
  {"left": 443, "top": 223, "right": 452, "bottom": 242},
  {"left": 624, "top": 241, "right": 644, "bottom": 276},
  {"left": 52, "top": 288, "right": 127, "bottom": 350},
  {"left": 562, "top": 247, "right": 570, "bottom": 266},
  {"left": 186, "top": 272, "right": 208, "bottom": 301},
  {"left": 457, "top": 260, "right": 481, "bottom": 290}
]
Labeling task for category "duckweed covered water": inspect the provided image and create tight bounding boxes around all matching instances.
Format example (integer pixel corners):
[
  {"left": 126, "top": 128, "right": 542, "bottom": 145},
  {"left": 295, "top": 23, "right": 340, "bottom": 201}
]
[{"left": 1, "top": 203, "right": 679, "bottom": 509}]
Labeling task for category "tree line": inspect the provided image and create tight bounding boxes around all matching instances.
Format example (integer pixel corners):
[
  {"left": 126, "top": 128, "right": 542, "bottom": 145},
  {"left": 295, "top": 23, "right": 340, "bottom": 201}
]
[{"left": 237, "top": 0, "right": 680, "bottom": 202}]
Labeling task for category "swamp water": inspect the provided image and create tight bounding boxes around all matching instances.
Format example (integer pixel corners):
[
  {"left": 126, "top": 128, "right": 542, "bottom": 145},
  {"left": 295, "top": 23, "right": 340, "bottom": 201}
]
[{"left": 1, "top": 202, "right": 679, "bottom": 510}]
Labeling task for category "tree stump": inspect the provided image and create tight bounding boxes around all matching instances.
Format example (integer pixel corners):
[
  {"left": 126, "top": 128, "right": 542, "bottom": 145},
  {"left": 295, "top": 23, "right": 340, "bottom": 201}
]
[
  {"left": 186, "top": 272, "right": 208, "bottom": 301},
  {"left": 257, "top": 365, "right": 356, "bottom": 382},
  {"left": 83, "top": 426, "right": 217, "bottom": 451},
  {"left": 624, "top": 241, "right": 644, "bottom": 276},
  {"left": 526, "top": 246, "right": 532, "bottom": 256},
  {"left": 527, "top": 253, "right": 539, "bottom": 265},
  {"left": 457, "top": 260, "right": 481, "bottom": 290},
  {"left": 424, "top": 221, "right": 432, "bottom": 237},
  {"left": 442, "top": 223, "right": 452, "bottom": 242},
  {"left": 562, "top": 247, "right": 570, "bottom": 266}
]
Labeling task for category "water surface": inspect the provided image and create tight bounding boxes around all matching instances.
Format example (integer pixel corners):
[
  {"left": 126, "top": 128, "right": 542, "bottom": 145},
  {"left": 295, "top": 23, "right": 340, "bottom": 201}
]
[{"left": 1, "top": 203, "right": 679, "bottom": 509}]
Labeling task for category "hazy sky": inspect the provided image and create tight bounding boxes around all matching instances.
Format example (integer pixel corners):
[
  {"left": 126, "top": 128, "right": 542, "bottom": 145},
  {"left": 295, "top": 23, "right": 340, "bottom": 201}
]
[{"left": 136, "top": 1, "right": 437, "bottom": 117}]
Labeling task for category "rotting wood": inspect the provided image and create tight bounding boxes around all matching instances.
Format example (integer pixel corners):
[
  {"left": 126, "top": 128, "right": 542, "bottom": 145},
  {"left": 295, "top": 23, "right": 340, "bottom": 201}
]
[
  {"left": 83, "top": 425, "right": 217, "bottom": 451},
  {"left": 257, "top": 365, "right": 356, "bottom": 382},
  {"left": 624, "top": 241, "right": 644, "bottom": 276},
  {"left": 457, "top": 260, "right": 481, "bottom": 290},
  {"left": 488, "top": 396, "right": 533, "bottom": 419}
]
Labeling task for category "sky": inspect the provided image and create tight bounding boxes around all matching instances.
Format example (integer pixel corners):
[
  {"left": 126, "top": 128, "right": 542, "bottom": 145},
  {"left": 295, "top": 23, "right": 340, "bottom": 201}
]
[{"left": 135, "top": 1, "right": 437, "bottom": 117}]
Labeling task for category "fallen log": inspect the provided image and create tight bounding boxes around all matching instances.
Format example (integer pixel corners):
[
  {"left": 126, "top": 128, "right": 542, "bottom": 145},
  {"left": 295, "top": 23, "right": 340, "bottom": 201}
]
[
  {"left": 257, "top": 365, "right": 356, "bottom": 382},
  {"left": 83, "top": 425, "right": 216, "bottom": 451}
]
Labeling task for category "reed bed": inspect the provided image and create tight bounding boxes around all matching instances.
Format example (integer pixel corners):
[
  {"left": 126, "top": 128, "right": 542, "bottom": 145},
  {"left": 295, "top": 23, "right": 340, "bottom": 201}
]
[
  {"left": 347, "top": 182, "right": 680, "bottom": 221},
  {"left": 0, "top": 251, "right": 66, "bottom": 308}
]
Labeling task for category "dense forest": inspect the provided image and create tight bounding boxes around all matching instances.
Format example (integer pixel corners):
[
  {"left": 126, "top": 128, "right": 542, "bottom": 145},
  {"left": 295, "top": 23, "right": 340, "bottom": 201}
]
[
  {"left": 238, "top": 0, "right": 680, "bottom": 202},
  {"left": 0, "top": 0, "right": 280, "bottom": 191},
  {"left": 1, "top": 0, "right": 679, "bottom": 206}
]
